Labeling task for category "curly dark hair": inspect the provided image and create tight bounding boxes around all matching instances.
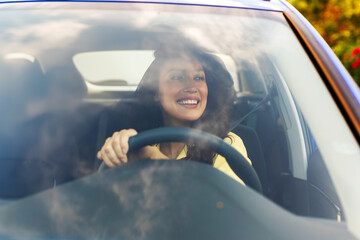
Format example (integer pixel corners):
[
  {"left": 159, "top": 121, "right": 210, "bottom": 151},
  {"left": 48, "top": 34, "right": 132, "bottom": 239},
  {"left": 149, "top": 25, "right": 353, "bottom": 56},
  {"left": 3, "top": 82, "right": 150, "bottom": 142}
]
[{"left": 133, "top": 41, "right": 235, "bottom": 165}]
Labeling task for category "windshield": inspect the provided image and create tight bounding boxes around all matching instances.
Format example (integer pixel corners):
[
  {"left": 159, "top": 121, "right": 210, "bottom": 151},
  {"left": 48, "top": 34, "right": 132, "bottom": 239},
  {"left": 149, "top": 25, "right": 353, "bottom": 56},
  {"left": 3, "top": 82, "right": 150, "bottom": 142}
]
[{"left": 0, "top": 2, "right": 359, "bottom": 239}]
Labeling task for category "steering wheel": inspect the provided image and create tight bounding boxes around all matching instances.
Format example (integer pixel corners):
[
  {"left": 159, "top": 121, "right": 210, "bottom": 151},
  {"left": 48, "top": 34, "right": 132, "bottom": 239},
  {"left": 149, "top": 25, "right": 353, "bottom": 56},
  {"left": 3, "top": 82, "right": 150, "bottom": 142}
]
[{"left": 99, "top": 127, "right": 262, "bottom": 193}]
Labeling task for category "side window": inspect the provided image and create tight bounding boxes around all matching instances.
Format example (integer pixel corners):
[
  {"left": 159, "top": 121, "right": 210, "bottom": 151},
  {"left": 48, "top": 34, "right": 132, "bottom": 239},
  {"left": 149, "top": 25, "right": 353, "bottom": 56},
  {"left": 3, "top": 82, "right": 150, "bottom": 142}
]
[
  {"left": 233, "top": 56, "right": 343, "bottom": 221},
  {"left": 300, "top": 116, "right": 344, "bottom": 221}
]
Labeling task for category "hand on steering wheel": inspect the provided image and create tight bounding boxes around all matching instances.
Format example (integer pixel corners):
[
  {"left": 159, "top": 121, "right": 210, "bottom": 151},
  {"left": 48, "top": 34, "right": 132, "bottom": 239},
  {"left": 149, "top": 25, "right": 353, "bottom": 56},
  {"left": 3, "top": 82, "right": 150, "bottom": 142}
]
[{"left": 98, "top": 127, "right": 262, "bottom": 193}]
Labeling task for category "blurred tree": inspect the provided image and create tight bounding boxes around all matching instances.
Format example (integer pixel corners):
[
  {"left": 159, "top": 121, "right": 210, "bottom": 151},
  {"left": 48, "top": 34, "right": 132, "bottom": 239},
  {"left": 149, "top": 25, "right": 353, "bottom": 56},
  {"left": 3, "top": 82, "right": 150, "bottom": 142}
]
[{"left": 288, "top": 0, "right": 360, "bottom": 85}]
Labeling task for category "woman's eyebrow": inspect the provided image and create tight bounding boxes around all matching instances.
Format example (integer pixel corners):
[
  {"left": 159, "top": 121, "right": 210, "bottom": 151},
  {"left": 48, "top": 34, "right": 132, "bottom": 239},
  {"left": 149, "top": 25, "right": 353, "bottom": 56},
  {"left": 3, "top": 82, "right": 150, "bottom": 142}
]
[{"left": 167, "top": 68, "right": 184, "bottom": 72}]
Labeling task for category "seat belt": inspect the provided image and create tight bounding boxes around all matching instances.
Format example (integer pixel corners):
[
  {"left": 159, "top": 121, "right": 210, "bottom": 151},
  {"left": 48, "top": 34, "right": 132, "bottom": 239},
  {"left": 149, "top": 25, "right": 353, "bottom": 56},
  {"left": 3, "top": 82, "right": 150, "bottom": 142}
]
[{"left": 230, "top": 93, "right": 271, "bottom": 131}]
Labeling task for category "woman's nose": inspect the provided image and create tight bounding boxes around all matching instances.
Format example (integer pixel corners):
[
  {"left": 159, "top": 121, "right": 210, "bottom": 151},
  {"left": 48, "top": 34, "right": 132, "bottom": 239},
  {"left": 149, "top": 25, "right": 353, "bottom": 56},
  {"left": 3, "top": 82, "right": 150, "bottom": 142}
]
[
  {"left": 183, "top": 87, "right": 197, "bottom": 93},
  {"left": 183, "top": 77, "right": 197, "bottom": 92}
]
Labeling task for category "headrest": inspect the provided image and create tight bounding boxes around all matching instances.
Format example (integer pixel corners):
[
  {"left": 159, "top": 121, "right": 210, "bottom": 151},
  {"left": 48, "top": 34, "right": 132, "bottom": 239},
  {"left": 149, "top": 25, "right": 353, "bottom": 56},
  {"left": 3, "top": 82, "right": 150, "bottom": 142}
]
[
  {"left": 0, "top": 55, "right": 46, "bottom": 135},
  {"left": 0, "top": 56, "right": 45, "bottom": 99},
  {"left": 45, "top": 66, "right": 87, "bottom": 103}
]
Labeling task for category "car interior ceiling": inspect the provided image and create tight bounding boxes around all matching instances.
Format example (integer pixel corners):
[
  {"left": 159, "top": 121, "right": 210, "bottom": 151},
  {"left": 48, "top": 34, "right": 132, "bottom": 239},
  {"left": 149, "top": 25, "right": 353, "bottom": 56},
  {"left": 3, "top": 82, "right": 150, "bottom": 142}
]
[{"left": 0, "top": 50, "right": 343, "bottom": 222}]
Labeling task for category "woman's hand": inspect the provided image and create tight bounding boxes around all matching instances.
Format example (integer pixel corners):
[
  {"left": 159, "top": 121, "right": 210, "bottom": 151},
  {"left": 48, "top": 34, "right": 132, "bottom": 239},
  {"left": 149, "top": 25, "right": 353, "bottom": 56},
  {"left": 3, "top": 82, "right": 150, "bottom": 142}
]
[{"left": 97, "top": 129, "right": 167, "bottom": 168}]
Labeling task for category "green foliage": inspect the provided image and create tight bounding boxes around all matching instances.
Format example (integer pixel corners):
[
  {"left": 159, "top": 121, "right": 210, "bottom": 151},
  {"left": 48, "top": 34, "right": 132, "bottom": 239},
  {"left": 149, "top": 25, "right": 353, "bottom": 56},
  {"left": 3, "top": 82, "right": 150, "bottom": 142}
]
[{"left": 288, "top": 0, "right": 360, "bottom": 86}]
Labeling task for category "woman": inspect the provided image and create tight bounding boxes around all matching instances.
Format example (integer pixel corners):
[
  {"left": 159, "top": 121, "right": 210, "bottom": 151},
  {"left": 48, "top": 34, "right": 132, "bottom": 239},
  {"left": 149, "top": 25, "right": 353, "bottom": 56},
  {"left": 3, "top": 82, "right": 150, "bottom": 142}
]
[{"left": 97, "top": 42, "right": 251, "bottom": 183}]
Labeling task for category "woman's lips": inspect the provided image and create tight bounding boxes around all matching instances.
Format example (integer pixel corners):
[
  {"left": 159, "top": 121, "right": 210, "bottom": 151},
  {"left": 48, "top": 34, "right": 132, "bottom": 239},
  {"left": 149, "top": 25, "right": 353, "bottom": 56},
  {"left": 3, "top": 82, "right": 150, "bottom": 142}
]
[{"left": 177, "top": 97, "right": 200, "bottom": 108}]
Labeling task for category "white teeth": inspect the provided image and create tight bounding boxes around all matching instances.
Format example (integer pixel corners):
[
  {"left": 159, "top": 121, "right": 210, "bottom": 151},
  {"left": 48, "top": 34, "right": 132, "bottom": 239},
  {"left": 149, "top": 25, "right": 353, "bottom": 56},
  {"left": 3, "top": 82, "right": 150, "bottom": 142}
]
[{"left": 178, "top": 100, "right": 198, "bottom": 105}]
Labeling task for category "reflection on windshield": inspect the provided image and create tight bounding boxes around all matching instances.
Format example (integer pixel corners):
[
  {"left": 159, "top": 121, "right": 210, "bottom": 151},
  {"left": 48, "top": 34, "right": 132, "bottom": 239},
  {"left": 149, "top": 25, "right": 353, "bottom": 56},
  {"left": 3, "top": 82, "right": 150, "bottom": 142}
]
[{"left": 0, "top": 3, "right": 345, "bottom": 226}]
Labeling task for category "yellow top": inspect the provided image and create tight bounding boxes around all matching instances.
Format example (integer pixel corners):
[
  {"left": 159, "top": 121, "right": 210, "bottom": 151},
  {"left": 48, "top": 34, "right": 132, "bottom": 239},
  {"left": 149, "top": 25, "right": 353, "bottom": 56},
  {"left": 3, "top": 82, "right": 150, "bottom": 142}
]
[{"left": 159, "top": 132, "right": 251, "bottom": 184}]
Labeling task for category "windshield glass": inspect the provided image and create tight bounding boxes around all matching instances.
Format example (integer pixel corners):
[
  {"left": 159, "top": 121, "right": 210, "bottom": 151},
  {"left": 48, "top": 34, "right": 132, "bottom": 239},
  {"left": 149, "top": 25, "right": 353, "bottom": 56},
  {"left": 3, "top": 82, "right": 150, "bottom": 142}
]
[{"left": 0, "top": 2, "right": 358, "bottom": 238}]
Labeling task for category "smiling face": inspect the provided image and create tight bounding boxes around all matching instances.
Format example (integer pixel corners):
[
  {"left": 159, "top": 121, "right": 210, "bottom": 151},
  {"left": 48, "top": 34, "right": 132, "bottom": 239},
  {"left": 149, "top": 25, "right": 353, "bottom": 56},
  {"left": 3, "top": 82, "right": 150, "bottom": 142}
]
[{"left": 158, "top": 57, "right": 208, "bottom": 127}]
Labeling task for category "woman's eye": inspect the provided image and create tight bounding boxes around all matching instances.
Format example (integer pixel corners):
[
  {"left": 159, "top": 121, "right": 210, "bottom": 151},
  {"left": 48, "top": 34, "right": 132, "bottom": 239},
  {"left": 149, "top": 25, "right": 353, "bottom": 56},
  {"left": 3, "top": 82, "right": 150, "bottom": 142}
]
[
  {"left": 194, "top": 76, "right": 205, "bottom": 81},
  {"left": 170, "top": 75, "right": 185, "bottom": 81}
]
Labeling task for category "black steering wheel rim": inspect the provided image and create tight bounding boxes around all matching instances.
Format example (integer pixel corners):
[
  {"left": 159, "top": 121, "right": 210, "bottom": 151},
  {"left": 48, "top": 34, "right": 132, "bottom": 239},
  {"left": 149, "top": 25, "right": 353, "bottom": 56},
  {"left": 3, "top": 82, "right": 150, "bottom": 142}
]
[{"left": 99, "top": 127, "right": 262, "bottom": 193}]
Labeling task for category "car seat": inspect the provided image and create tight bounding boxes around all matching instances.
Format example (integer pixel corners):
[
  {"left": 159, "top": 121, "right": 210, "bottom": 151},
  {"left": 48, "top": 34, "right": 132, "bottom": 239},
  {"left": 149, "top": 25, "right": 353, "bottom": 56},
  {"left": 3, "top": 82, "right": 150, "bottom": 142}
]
[
  {"left": 232, "top": 124, "right": 269, "bottom": 196},
  {"left": 0, "top": 56, "right": 50, "bottom": 197}
]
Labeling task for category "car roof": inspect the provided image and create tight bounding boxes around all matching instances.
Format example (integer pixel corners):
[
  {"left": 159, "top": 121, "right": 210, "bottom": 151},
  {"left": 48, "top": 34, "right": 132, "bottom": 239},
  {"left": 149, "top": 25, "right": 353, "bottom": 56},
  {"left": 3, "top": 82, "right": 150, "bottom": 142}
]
[{"left": 0, "top": 0, "right": 285, "bottom": 11}]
